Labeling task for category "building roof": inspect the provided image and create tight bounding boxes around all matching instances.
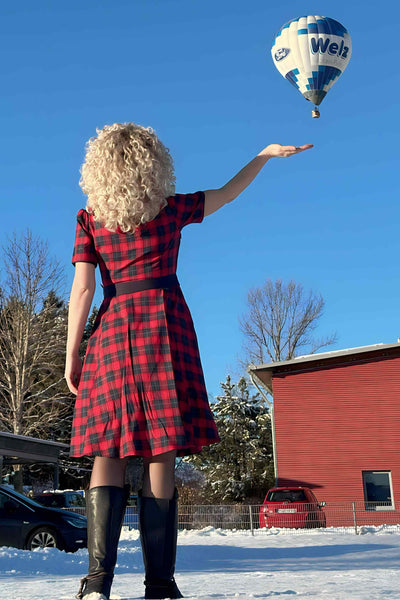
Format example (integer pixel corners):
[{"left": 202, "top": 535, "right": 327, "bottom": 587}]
[{"left": 248, "top": 341, "right": 400, "bottom": 394}]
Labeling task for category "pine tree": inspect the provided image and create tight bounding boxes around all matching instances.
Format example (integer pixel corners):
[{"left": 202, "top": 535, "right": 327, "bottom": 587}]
[{"left": 188, "top": 376, "right": 274, "bottom": 503}]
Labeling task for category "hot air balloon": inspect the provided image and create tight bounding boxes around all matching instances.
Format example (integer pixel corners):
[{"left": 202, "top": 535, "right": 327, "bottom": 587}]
[{"left": 271, "top": 16, "right": 352, "bottom": 117}]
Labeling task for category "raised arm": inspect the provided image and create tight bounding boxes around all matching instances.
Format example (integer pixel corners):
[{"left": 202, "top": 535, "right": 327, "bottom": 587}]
[
  {"left": 203, "top": 143, "right": 313, "bottom": 217},
  {"left": 65, "top": 262, "right": 96, "bottom": 395}
]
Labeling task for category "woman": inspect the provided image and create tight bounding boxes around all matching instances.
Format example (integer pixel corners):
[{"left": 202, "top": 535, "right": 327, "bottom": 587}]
[{"left": 65, "top": 122, "right": 312, "bottom": 600}]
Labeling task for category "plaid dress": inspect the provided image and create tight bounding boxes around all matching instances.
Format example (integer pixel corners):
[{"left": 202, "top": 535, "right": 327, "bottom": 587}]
[{"left": 70, "top": 191, "right": 220, "bottom": 458}]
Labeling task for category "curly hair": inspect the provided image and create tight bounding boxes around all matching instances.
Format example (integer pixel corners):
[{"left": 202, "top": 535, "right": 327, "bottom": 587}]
[{"left": 79, "top": 123, "right": 176, "bottom": 232}]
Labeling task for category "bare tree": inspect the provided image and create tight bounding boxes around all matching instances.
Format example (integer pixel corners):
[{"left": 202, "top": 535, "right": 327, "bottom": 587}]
[
  {"left": 240, "top": 279, "right": 336, "bottom": 365},
  {"left": 0, "top": 231, "right": 72, "bottom": 452}
]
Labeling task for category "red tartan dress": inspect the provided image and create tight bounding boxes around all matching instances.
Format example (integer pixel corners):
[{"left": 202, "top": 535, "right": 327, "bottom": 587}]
[{"left": 70, "top": 191, "right": 220, "bottom": 458}]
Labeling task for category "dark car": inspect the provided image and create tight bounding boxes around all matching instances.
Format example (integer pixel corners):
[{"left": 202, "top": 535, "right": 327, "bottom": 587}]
[
  {"left": 259, "top": 486, "right": 326, "bottom": 529},
  {"left": 33, "top": 490, "right": 86, "bottom": 511},
  {"left": 0, "top": 485, "right": 87, "bottom": 552}
]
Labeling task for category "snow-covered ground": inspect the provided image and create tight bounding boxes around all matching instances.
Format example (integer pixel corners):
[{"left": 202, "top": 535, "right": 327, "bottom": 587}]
[{"left": 1, "top": 526, "right": 400, "bottom": 600}]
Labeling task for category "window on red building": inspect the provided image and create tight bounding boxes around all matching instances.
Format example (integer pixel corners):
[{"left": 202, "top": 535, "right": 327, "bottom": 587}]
[{"left": 362, "top": 471, "right": 394, "bottom": 511}]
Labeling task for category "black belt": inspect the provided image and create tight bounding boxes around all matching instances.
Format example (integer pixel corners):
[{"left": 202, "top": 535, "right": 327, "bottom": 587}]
[{"left": 103, "top": 274, "right": 179, "bottom": 298}]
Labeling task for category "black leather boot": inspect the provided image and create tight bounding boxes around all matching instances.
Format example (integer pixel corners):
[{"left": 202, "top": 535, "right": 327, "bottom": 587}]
[
  {"left": 138, "top": 489, "right": 183, "bottom": 599},
  {"left": 76, "top": 485, "right": 129, "bottom": 600}
]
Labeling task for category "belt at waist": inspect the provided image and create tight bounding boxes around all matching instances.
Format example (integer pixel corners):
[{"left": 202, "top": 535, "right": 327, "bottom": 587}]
[{"left": 103, "top": 274, "right": 179, "bottom": 298}]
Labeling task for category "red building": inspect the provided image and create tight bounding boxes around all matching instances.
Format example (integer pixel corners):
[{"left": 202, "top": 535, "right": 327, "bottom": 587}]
[{"left": 249, "top": 342, "right": 400, "bottom": 526}]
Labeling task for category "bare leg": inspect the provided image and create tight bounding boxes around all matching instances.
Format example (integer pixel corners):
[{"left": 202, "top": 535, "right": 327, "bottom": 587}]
[
  {"left": 142, "top": 450, "right": 177, "bottom": 499},
  {"left": 90, "top": 456, "right": 129, "bottom": 489}
]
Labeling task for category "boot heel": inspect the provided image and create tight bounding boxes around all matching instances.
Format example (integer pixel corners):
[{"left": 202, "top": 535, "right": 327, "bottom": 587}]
[{"left": 144, "top": 577, "right": 183, "bottom": 599}]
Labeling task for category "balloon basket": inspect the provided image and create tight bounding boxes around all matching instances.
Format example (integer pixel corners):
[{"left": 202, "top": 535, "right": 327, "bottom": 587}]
[{"left": 312, "top": 107, "right": 320, "bottom": 119}]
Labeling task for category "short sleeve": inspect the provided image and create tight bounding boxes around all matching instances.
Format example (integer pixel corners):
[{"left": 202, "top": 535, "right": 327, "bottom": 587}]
[
  {"left": 168, "top": 191, "right": 205, "bottom": 229},
  {"left": 72, "top": 209, "right": 98, "bottom": 266}
]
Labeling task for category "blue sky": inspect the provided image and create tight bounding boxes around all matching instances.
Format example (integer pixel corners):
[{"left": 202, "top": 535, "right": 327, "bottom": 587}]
[{"left": 1, "top": 0, "right": 399, "bottom": 397}]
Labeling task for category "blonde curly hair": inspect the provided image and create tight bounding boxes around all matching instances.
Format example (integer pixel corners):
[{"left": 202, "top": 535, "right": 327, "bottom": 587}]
[{"left": 79, "top": 123, "right": 176, "bottom": 232}]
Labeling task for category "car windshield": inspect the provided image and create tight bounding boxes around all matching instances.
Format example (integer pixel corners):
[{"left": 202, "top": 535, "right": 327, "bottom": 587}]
[{"left": 267, "top": 490, "right": 307, "bottom": 502}]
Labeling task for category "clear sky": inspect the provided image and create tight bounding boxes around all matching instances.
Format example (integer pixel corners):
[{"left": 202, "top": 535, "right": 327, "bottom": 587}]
[{"left": 1, "top": 0, "right": 399, "bottom": 398}]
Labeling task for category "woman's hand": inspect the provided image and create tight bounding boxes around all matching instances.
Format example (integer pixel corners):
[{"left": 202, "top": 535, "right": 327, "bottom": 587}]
[
  {"left": 259, "top": 144, "right": 313, "bottom": 158},
  {"left": 65, "top": 353, "right": 83, "bottom": 395}
]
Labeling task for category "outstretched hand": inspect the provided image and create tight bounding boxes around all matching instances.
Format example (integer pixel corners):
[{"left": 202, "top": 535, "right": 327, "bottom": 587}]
[{"left": 260, "top": 144, "right": 313, "bottom": 158}]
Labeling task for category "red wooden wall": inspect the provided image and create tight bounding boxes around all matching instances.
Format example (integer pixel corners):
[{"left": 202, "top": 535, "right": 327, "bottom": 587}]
[{"left": 272, "top": 355, "right": 400, "bottom": 521}]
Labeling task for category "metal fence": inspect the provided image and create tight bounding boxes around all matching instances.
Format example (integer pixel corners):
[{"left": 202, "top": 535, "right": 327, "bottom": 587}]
[
  {"left": 174, "top": 502, "right": 400, "bottom": 535},
  {"left": 71, "top": 502, "right": 400, "bottom": 535}
]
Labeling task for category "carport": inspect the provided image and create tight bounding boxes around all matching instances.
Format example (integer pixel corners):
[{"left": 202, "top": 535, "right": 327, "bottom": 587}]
[{"left": 0, "top": 431, "right": 69, "bottom": 489}]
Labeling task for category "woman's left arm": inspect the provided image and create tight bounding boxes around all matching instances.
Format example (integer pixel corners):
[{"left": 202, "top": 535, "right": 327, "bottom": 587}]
[
  {"left": 203, "top": 143, "right": 313, "bottom": 217},
  {"left": 65, "top": 262, "right": 96, "bottom": 395}
]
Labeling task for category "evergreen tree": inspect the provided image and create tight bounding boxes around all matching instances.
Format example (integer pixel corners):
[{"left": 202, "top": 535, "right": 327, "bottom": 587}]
[
  {"left": 188, "top": 376, "right": 274, "bottom": 503},
  {"left": 81, "top": 305, "right": 99, "bottom": 354}
]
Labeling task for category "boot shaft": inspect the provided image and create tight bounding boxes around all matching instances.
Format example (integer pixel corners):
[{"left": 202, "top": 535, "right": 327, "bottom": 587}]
[
  {"left": 138, "top": 490, "right": 179, "bottom": 583},
  {"left": 77, "top": 485, "right": 129, "bottom": 599},
  {"left": 86, "top": 485, "right": 129, "bottom": 574}
]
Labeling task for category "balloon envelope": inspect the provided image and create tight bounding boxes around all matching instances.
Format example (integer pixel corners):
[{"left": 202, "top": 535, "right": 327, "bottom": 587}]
[{"left": 271, "top": 16, "right": 352, "bottom": 108}]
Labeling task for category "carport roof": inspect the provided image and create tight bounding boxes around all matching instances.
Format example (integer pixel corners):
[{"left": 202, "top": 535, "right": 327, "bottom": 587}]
[{"left": 0, "top": 431, "right": 69, "bottom": 464}]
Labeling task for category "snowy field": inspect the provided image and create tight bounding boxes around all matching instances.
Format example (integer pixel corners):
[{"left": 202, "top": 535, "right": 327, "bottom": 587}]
[{"left": 1, "top": 526, "right": 400, "bottom": 600}]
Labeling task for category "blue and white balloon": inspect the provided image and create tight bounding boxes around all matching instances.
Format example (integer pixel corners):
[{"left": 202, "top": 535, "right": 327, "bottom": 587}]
[{"left": 271, "top": 16, "right": 352, "bottom": 117}]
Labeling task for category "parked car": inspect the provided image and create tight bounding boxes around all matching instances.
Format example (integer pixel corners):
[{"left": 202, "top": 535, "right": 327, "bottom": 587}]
[
  {"left": 33, "top": 490, "right": 85, "bottom": 511},
  {"left": 0, "top": 484, "right": 87, "bottom": 552},
  {"left": 259, "top": 486, "right": 326, "bottom": 529}
]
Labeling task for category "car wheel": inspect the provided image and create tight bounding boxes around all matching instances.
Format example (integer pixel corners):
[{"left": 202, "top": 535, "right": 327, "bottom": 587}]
[{"left": 26, "top": 527, "right": 60, "bottom": 550}]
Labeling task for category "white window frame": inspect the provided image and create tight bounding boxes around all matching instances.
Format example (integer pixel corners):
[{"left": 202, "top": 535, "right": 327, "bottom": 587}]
[{"left": 362, "top": 470, "right": 395, "bottom": 511}]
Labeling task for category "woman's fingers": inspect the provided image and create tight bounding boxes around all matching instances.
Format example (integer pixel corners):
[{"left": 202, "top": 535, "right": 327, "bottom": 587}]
[
  {"left": 65, "top": 355, "right": 82, "bottom": 395},
  {"left": 295, "top": 144, "right": 314, "bottom": 151},
  {"left": 284, "top": 144, "right": 313, "bottom": 155},
  {"left": 65, "top": 371, "right": 79, "bottom": 395}
]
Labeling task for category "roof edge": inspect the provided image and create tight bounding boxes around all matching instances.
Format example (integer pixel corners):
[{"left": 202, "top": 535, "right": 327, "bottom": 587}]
[
  {"left": 0, "top": 431, "right": 69, "bottom": 449},
  {"left": 248, "top": 341, "right": 400, "bottom": 375}
]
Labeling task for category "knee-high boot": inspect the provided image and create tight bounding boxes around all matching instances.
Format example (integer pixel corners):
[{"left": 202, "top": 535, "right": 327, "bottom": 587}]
[
  {"left": 138, "top": 489, "right": 183, "bottom": 599},
  {"left": 76, "top": 485, "right": 129, "bottom": 600}
]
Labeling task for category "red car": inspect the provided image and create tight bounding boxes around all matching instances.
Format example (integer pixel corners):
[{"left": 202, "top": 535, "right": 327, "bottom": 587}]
[{"left": 259, "top": 486, "right": 326, "bottom": 529}]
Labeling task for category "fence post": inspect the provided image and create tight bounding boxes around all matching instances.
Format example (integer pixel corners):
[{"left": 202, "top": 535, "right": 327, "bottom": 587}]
[
  {"left": 352, "top": 501, "right": 358, "bottom": 535},
  {"left": 249, "top": 505, "right": 254, "bottom": 536}
]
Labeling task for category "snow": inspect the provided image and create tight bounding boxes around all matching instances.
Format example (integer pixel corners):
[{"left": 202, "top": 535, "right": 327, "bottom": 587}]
[{"left": 1, "top": 526, "right": 400, "bottom": 599}]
